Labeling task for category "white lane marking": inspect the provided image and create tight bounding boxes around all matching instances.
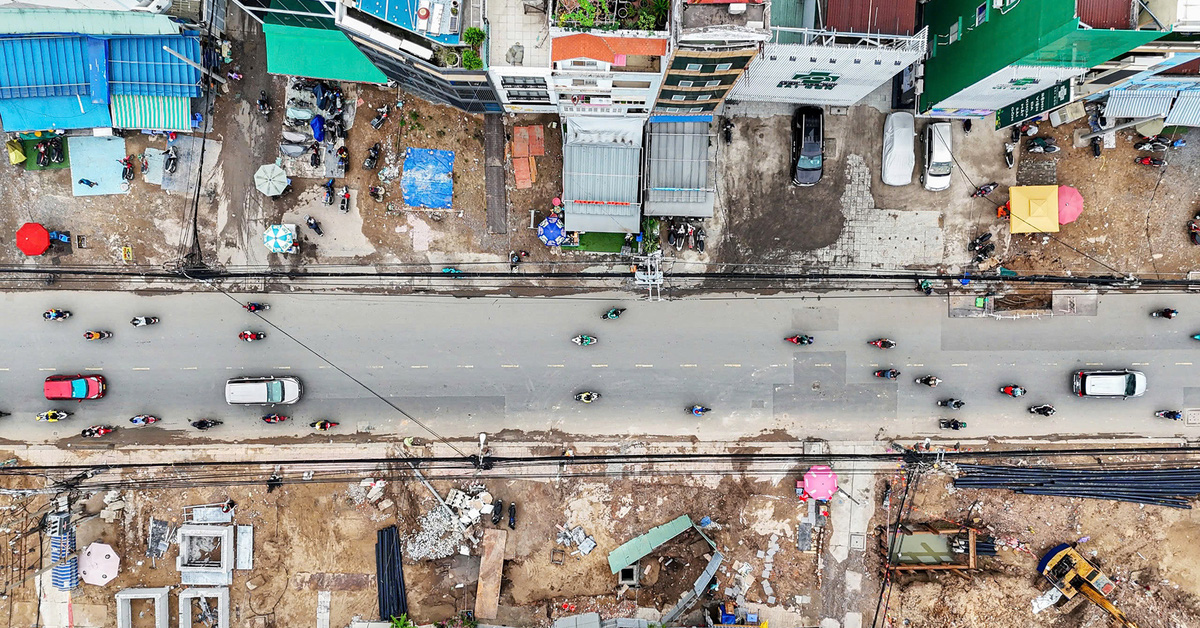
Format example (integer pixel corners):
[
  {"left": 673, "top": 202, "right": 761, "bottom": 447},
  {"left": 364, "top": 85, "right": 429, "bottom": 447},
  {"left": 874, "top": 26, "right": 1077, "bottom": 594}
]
[
  {"left": 410, "top": 365, "right": 428, "bottom": 369},
  {"left": 319, "top": 365, "right": 331, "bottom": 369},
  {"left": 132, "top": 367, "right": 150, "bottom": 371},
  {"left": 592, "top": 364, "right": 608, "bottom": 368},
  {"left": 1085, "top": 362, "right": 1104, "bottom": 366},
  {"left": 952, "top": 363, "right": 968, "bottom": 367},
  {"left": 501, "top": 364, "right": 520, "bottom": 368},
  {"left": 180, "top": 367, "right": 198, "bottom": 370},
  {"left": 458, "top": 365, "right": 474, "bottom": 368},
  {"left": 275, "top": 366, "right": 292, "bottom": 370},
  {"left": 1177, "top": 362, "right": 1193, "bottom": 366},
  {"left": 547, "top": 364, "right": 565, "bottom": 368},
  {"left": 0, "top": 368, "right": 9, "bottom": 371},
  {"left": 84, "top": 367, "right": 103, "bottom": 371},
  {"left": 908, "top": 363, "right": 924, "bottom": 367},
  {"left": 1132, "top": 362, "right": 1149, "bottom": 366},
  {"left": 38, "top": 368, "right": 56, "bottom": 371},
  {"left": 724, "top": 364, "right": 741, "bottom": 368},
  {"left": 680, "top": 364, "right": 697, "bottom": 368},
  {"left": 814, "top": 363, "right": 831, "bottom": 367},
  {"left": 635, "top": 364, "right": 654, "bottom": 368}
]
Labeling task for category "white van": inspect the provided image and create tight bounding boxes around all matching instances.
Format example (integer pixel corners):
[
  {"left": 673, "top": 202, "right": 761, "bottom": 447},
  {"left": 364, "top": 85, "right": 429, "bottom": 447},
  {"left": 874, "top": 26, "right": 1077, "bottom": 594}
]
[
  {"left": 921, "top": 122, "right": 953, "bottom": 191},
  {"left": 881, "top": 112, "right": 915, "bottom": 186},
  {"left": 225, "top": 376, "right": 303, "bottom": 405}
]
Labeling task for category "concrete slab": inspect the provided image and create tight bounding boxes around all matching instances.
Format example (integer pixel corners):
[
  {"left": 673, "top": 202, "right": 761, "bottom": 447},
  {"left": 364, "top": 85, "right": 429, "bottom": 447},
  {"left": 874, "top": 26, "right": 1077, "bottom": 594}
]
[
  {"left": 179, "top": 587, "right": 229, "bottom": 628},
  {"left": 236, "top": 525, "right": 253, "bottom": 570},
  {"left": 68, "top": 136, "right": 129, "bottom": 197}
]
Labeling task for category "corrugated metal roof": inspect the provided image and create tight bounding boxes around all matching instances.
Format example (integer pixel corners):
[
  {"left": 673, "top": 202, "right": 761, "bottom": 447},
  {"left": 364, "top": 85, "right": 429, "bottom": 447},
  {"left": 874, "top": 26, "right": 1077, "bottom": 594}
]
[
  {"left": 825, "top": 0, "right": 916, "bottom": 36},
  {"left": 0, "top": 35, "right": 89, "bottom": 99},
  {"left": 1166, "top": 91, "right": 1200, "bottom": 126},
  {"left": 607, "top": 515, "right": 694, "bottom": 573},
  {"left": 1164, "top": 58, "right": 1200, "bottom": 75},
  {"left": 644, "top": 121, "right": 714, "bottom": 217},
  {"left": 108, "top": 36, "right": 202, "bottom": 98},
  {"left": 0, "top": 94, "right": 112, "bottom": 132},
  {"left": 1105, "top": 88, "right": 1176, "bottom": 117},
  {"left": 1077, "top": 0, "right": 1134, "bottom": 30},
  {"left": 0, "top": 8, "right": 181, "bottom": 36},
  {"left": 563, "top": 143, "right": 642, "bottom": 233}
]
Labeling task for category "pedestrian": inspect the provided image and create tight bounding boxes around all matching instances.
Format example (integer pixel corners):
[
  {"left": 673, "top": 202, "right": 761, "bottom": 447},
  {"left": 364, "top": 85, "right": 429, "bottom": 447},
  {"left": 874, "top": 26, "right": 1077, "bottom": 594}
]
[
  {"left": 509, "top": 250, "right": 520, "bottom": 272},
  {"left": 227, "top": 71, "right": 243, "bottom": 81},
  {"left": 77, "top": 179, "right": 97, "bottom": 188}
]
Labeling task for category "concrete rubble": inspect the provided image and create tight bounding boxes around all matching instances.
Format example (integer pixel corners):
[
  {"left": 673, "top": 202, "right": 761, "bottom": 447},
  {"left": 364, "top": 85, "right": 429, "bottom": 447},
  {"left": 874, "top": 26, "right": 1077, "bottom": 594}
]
[
  {"left": 101, "top": 490, "right": 126, "bottom": 523},
  {"left": 556, "top": 524, "right": 597, "bottom": 556}
]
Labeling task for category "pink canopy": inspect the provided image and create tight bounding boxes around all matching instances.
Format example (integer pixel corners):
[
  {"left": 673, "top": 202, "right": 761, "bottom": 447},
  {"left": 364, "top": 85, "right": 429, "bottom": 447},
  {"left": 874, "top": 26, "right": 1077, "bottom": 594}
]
[
  {"left": 803, "top": 465, "right": 838, "bottom": 501},
  {"left": 1058, "top": 186, "right": 1084, "bottom": 224}
]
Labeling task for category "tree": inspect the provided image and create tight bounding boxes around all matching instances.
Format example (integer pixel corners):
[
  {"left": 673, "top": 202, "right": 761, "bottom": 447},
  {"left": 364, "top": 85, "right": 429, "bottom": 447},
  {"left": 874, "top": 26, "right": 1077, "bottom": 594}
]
[
  {"left": 462, "top": 49, "right": 483, "bottom": 70},
  {"left": 463, "top": 27, "right": 486, "bottom": 49}
]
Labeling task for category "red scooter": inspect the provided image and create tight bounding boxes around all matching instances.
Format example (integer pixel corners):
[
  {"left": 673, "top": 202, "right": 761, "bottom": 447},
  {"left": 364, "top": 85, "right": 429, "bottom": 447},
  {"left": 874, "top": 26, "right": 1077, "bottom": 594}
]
[
  {"left": 262, "top": 414, "right": 288, "bottom": 424},
  {"left": 868, "top": 338, "right": 896, "bottom": 349},
  {"left": 785, "top": 335, "right": 814, "bottom": 345}
]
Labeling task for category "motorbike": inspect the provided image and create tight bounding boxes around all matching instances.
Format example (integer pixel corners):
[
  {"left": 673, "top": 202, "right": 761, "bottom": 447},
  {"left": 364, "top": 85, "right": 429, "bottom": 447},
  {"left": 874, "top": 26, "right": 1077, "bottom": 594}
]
[
  {"left": 262, "top": 414, "right": 288, "bottom": 424},
  {"left": 1135, "top": 156, "right": 1165, "bottom": 167},
  {"left": 129, "top": 415, "right": 159, "bottom": 426},
  {"left": 364, "top": 143, "right": 380, "bottom": 170},
  {"left": 83, "top": 330, "right": 113, "bottom": 341},
  {"left": 81, "top": 425, "right": 115, "bottom": 438},
  {"left": 339, "top": 185, "right": 350, "bottom": 213},
  {"left": 1189, "top": 212, "right": 1200, "bottom": 245},
  {"left": 120, "top": 155, "right": 135, "bottom": 180},
  {"left": 164, "top": 146, "right": 178, "bottom": 174},
  {"left": 722, "top": 119, "right": 733, "bottom": 144},
  {"left": 508, "top": 502, "right": 517, "bottom": 530},
  {"left": 257, "top": 90, "right": 271, "bottom": 118},
  {"left": 667, "top": 219, "right": 677, "bottom": 248},
  {"left": 1003, "top": 142, "right": 1015, "bottom": 168},
  {"left": 491, "top": 499, "right": 504, "bottom": 525},
  {"left": 37, "top": 410, "right": 72, "bottom": 422},
  {"left": 1029, "top": 404, "right": 1056, "bottom": 417},
  {"left": 602, "top": 308, "right": 625, "bottom": 320},
  {"left": 1090, "top": 136, "right": 1102, "bottom": 158},
  {"left": 962, "top": 119, "right": 972, "bottom": 135},
  {"left": 311, "top": 420, "right": 338, "bottom": 431},
  {"left": 968, "top": 232, "right": 993, "bottom": 252},
  {"left": 571, "top": 335, "right": 597, "bottom": 346},
  {"left": 1151, "top": 308, "right": 1178, "bottom": 319},
  {"left": 323, "top": 179, "right": 335, "bottom": 205},
  {"left": 291, "top": 77, "right": 319, "bottom": 91},
  {"left": 310, "top": 142, "right": 321, "bottom": 168},
  {"left": 1000, "top": 385, "right": 1026, "bottom": 397},
  {"left": 695, "top": 226, "right": 706, "bottom": 253},
  {"left": 971, "top": 182, "right": 998, "bottom": 198},
  {"left": 785, "top": 335, "right": 814, "bottom": 345},
  {"left": 575, "top": 392, "right": 601, "bottom": 403},
  {"left": 1155, "top": 410, "right": 1184, "bottom": 421},
  {"left": 139, "top": 153, "right": 149, "bottom": 174},
  {"left": 973, "top": 242, "right": 996, "bottom": 263},
  {"left": 916, "top": 279, "right": 933, "bottom": 296},
  {"left": 305, "top": 215, "right": 324, "bottom": 236},
  {"left": 937, "top": 398, "right": 965, "bottom": 410},
  {"left": 192, "top": 419, "right": 222, "bottom": 430},
  {"left": 313, "top": 82, "right": 330, "bottom": 110},
  {"left": 336, "top": 146, "right": 348, "bottom": 171},
  {"left": 370, "top": 105, "right": 390, "bottom": 130},
  {"left": 239, "top": 331, "right": 266, "bottom": 341},
  {"left": 48, "top": 137, "right": 64, "bottom": 164},
  {"left": 674, "top": 222, "right": 687, "bottom": 252},
  {"left": 369, "top": 186, "right": 385, "bottom": 202},
  {"left": 1026, "top": 137, "right": 1060, "bottom": 153},
  {"left": 689, "top": 405, "right": 711, "bottom": 416},
  {"left": 938, "top": 419, "right": 966, "bottom": 431},
  {"left": 1135, "top": 140, "right": 1170, "bottom": 152},
  {"left": 1018, "top": 122, "right": 1039, "bottom": 137},
  {"left": 36, "top": 141, "right": 49, "bottom": 167},
  {"left": 874, "top": 369, "right": 901, "bottom": 379},
  {"left": 686, "top": 224, "right": 696, "bottom": 250},
  {"left": 43, "top": 309, "right": 71, "bottom": 321},
  {"left": 868, "top": 338, "right": 896, "bottom": 349},
  {"left": 916, "top": 375, "right": 942, "bottom": 387},
  {"left": 130, "top": 316, "right": 159, "bottom": 327},
  {"left": 243, "top": 302, "right": 270, "bottom": 312}
]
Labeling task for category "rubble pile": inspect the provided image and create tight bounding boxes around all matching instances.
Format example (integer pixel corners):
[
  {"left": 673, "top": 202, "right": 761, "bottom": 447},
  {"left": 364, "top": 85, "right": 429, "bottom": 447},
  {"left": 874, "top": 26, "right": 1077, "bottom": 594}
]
[
  {"left": 405, "top": 507, "right": 464, "bottom": 560},
  {"left": 555, "top": 524, "right": 597, "bottom": 556},
  {"left": 445, "top": 488, "right": 493, "bottom": 526}
]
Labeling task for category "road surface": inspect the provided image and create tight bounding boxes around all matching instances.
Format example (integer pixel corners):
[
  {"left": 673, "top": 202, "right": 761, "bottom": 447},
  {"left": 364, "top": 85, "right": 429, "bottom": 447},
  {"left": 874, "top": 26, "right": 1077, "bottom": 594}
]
[{"left": 2, "top": 290, "right": 1197, "bottom": 444}]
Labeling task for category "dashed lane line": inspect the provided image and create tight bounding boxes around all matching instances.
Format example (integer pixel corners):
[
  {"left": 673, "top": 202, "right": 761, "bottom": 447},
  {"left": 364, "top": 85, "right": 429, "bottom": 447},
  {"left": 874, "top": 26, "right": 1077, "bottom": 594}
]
[
  {"left": 1177, "top": 362, "right": 1193, "bottom": 366},
  {"left": 132, "top": 367, "right": 150, "bottom": 371},
  {"left": 38, "top": 368, "right": 55, "bottom": 371},
  {"left": 1085, "top": 362, "right": 1104, "bottom": 366},
  {"left": 724, "top": 364, "right": 741, "bottom": 368},
  {"left": 180, "top": 367, "right": 198, "bottom": 370},
  {"left": 680, "top": 364, "right": 697, "bottom": 368},
  {"left": 501, "top": 364, "right": 520, "bottom": 368},
  {"left": 275, "top": 366, "right": 292, "bottom": 370},
  {"left": 635, "top": 364, "right": 654, "bottom": 368},
  {"left": 908, "top": 363, "right": 924, "bottom": 367},
  {"left": 84, "top": 367, "right": 103, "bottom": 371},
  {"left": 952, "top": 363, "right": 968, "bottom": 367},
  {"left": 410, "top": 365, "right": 428, "bottom": 369},
  {"left": 592, "top": 364, "right": 608, "bottom": 368},
  {"left": 458, "top": 365, "right": 474, "bottom": 369},
  {"left": 547, "top": 364, "right": 564, "bottom": 368},
  {"left": 814, "top": 363, "right": 832, "bottom": 367}
]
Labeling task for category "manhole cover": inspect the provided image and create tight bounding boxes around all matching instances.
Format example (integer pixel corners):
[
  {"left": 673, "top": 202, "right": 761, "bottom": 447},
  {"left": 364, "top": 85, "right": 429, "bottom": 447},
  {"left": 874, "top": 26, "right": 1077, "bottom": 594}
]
[
  {"left": 1186, "top": 409, "right": 1200, "bottom": 426},
  {"left": 850, "top": 533, "right": 866, "bottom": 551},
  {"left": 812, "top": 381, "right": 821, "bottom": 391}
]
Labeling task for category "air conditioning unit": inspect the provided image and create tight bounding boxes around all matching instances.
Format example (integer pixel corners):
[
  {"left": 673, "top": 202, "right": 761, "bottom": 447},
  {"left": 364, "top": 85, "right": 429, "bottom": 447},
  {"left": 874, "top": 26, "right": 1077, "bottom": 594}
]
[{"left": 728, "top": 3, "right": 747, "bottom": 14}]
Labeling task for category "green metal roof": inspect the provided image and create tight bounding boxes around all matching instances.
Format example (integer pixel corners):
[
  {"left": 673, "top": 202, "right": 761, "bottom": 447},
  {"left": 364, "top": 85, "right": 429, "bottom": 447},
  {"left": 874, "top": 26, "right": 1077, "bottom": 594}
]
[
  {"left": 0, "top": 8, "right": 181, "bottom": 36},
  {"left": 263, "top": 24, "right": 388, "bottom": 84},
  {"left": 607, "top": 515, "right": 694, "bottom": 574}
]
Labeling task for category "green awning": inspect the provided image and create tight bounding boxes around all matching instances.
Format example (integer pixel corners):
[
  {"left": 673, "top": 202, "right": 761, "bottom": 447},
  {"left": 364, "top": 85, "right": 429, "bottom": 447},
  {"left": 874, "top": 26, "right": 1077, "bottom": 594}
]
[
  {"left": 263, "top": 24, "right": 388, "bottom": 84},
  {"left": 110, "top": 95, "right": 191, "bottom": 131}
]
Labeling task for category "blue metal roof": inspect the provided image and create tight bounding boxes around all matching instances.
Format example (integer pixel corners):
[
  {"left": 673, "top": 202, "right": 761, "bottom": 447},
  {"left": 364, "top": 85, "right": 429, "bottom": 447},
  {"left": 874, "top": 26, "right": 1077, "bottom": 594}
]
[
  {"left": 108, "top": 36, "right": 202, "bottom": 98},
  {"left": 0, "top": 35, "right": 89, "bottom": 99},
  {"left": 357, "top": 0, "right": 461, "bottom": 45}
]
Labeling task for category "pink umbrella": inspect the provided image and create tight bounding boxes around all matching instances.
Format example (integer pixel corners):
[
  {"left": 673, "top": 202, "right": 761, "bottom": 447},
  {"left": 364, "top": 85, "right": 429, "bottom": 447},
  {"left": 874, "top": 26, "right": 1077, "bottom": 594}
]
[
  {"left": 1058, "top": 186, "right": 1084, "bottom": 224},
  {"left": 803, "top": 465, "right": 838, "bottom": 501},
  {"left": 79, "top": 542, "right": 120, "bottom": 586}
]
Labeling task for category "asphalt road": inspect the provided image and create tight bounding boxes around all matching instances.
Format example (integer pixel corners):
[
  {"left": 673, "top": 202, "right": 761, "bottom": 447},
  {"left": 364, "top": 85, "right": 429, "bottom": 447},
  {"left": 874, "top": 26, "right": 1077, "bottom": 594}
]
[{"left": 3, "top": 290, "right": 1198, "bottom": 444}]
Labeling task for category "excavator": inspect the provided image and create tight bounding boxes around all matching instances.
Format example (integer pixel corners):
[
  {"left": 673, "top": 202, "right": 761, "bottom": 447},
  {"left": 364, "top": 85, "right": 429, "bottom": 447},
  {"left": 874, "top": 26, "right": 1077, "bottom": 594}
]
[{"left": 1037, "top": 543, "right": 1138, "bottom": 628}]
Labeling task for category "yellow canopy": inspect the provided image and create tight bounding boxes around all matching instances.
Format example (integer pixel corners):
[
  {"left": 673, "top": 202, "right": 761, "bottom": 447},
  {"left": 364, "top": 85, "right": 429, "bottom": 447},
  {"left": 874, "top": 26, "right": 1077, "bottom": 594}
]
[
  {"left": 1009, "top": 185, "right": 1061, "bottom": 234},
  {"left": 6, "top": 138, "right": 25, "bottom": 165}
]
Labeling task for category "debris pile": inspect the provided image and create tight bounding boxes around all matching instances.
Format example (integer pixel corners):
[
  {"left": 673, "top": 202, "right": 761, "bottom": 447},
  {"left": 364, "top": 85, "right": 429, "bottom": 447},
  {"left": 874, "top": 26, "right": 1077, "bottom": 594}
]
[
  {"left": 445, "top": 487, "right": 493, "bottom": 526},
  {"left": 555, "top": 524, "right": 597, "bottom": 556},
  {"left": 405, "top": 508, "right": 464, "bottom": 560},
  {"left": 100, "top": 490, "right": 125, "bottom": 523}
]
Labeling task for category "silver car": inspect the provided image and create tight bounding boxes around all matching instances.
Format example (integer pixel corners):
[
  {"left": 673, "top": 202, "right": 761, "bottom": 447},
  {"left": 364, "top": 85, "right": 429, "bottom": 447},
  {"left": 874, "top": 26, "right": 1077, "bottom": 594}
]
[
  {"left": 225, "top": 376, "right": 303, "bottom": 405},
  {"left": 1072, "top": 370, "right": 1146, "bottom": 399}
]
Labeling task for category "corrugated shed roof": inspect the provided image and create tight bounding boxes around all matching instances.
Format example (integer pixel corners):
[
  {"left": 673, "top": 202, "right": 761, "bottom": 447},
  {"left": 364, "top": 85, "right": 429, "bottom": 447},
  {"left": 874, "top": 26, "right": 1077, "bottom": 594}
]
[
  {"left": 1164, "top": 58, "right": 1200, "bottom": 75},
  {"left": 1105, "top": 88, "right": 1176, "bottom": 117},
  {"left": 0, "top": 94, "right": 112, "bottom": 132},
  {"left": 1166, "top": 91, "right": 1200, "bottom": 125},
  {"left": 825, "top": 0, "right": 916, "bottom": 36},
  {"left": 644, "top": 121, "right": 714, "bottom": 217},
  {"left": 552, "top": 34, "right": 668, "bottom": 64},
  {"left": 108, "top": 36, "right": 202, "bottom": 98},
  {"left": 0, "top": 35, "right": 89, "bottom": 99},
  {"left": 0, "top": 8, "right": 181, "bottom": 36},
  {"left": 607, "top": 515, "right": 694, "bottom": 573},
  {"left": 1077, "top": 0, "right": 1134, "bottom": 29}
]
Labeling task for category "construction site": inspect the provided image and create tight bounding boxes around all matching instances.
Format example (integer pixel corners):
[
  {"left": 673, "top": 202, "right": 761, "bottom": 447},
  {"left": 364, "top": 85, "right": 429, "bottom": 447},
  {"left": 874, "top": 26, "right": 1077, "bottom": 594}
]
[{"left": 0, "top": 442, "right": 1199, "bottom": 628}]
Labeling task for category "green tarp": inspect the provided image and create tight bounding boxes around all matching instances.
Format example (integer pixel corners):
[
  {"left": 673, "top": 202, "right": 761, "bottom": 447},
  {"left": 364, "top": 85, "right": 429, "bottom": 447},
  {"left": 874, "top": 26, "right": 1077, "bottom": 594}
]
[
  {"left": 263, "top": 24, "right": 387, "bottom": 84},
  {"left": 607, "top": 515, "right": 694, "bottom": 574},
  {"left": 110, "top": 95, "right": 191, "bottom": 132}
]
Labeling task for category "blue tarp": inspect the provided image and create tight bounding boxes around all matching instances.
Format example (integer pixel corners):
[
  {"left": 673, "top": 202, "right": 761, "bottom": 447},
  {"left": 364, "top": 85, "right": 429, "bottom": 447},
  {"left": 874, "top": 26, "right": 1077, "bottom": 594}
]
[
  {"left": 402, "top": 148, "right": 455, "bottom": 209},
  {"left": 0, "top": 95, "right": 111, "bottom": 132}
]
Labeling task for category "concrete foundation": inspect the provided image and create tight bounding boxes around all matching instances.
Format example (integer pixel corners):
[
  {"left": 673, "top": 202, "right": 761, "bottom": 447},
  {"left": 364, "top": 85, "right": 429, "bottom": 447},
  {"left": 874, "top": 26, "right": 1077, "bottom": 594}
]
[
  {"left": 178, "top": 587, "right": 229, "bottom": 628},
  {"left": 115, "top": 587, "right": 169, "bottom": 628},
  {"left": 177, "top": 525, "right": 234, "bottom": 585}
]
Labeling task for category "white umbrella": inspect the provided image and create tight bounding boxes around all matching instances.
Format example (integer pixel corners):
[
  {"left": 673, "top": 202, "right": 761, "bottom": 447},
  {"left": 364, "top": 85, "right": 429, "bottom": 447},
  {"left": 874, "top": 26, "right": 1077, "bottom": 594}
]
[
  {"left": 254, "top": 164, "right": 288, "bottom": 196},
  {"left": 79, "top": 542, "right": 120, "bottom": 586},
  {"left": 262, "top": 224, "right": 296, "bottom": 253}
]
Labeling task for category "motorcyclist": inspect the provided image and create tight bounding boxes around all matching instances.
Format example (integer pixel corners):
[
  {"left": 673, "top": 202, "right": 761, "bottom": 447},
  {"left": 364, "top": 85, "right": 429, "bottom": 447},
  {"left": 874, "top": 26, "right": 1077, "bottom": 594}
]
[
  {"left": 942, "top": 398, "right": 965, "bottom": 410},
  {"left": 876, "top": 369, "right": 901, "bottom": 379},
  {"left": 1029, "top": 404, "right": 1056, "bottom": 417},
  {"left": 1158, "top": 308, "right": 1178, "bottom": 319},
  {"left": 262, "top": 414, "right": 287, "bottom": 424},
  {"left": 239, "top": 331, "right": 263, "bottom": 341},
  {"left": 1157, "top": 410, "right": 1184, "bottom": 420},
  {"left": 244, "top": 302, "right": 268, "bottom": 312},
  {"left": 786, "top": 335, "right": 814, "bottom": 345},
  {"left": 869, "top": 338, "right": 896, "bottom": 349},
  {"left": 576, "top": 392, "right": 599, "bottom": 403},
  {"left": 941, "top": 418, "right": 965, "bottom": 430},
  {"left": 83, "top": 331, "right": 108, "bottom": 340},
  {"left": 602, "top": 307, "right": 625, "bottom": 320},
  {"left": 572, "top": 335, "right": 597, "bottom": 346},
  {"left": 130, "top": 316, "right": 157, "bottom": 326},
  {"left": 311, "top": 420, "right": 338, "bottom": 431},
  {"left": 916, "top": 375, "right": 941, "bottom": 387},
  {"left": 192, "top": 419, "right": 221, "bottom": 430},
  {"left": 43, "top": 309, "right": 69, "bottom": 320},
  {"left": 37, "top": 410, "right": 70, "bottom": 422},
  {"left": 1000, "top": 385, "right": 1026, "bottom": 397},
  {"left": 130, "top": 415, "right": 158, "bottom": 426},
  {"left": 690, "top": 405, "right": 711, "bottom": 416}
]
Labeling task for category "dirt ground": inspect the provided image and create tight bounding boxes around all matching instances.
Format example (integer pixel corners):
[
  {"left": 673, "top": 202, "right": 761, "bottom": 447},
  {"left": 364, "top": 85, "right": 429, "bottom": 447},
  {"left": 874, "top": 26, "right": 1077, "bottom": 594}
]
[{"left": 876, "top": 464, "right": 1200, "bottom": 628}]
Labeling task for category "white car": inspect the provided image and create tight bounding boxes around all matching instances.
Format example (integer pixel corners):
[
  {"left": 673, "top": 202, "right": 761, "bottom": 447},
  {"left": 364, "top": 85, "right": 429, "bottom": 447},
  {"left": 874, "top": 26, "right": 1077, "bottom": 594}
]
[
  {"left": 881, "top": 112, "right": 915, "bottom": 186},
  {"left": 225, "top": 376, "right": 303, "bottom": 405},
  {"left": 921, "top": 122, "right": 953, "bottom": 191},
  {"left": 1072, "top": 370, "right": 1146, "bottom": 399}
]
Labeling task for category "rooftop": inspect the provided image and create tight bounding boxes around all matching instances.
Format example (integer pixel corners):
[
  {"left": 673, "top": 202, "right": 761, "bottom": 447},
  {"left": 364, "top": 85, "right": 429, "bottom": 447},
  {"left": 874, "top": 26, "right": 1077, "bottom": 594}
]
[
  {"left": 356, "top": 0, "right": 465, "bottom": 45},
  {"left": 825, "top": 0, "right": 916, "bottom": 36},
  {"left": 0, "top": 7, "right": 182, "bottom": 36},
  {"left": 551, "top": 33, "right": 667, "bottom": 63},
  {"left": 1077, "top": 0, "right": 1135, "bottom": 30},
  {"left": 486, "top": 0, "right": 552, "bottom": 68},
  {"left": 680, "top": 1, "right": 766, "bottom": 30},
  {"left": 553, "top": 0, "right": 668, "bottom": 30}
]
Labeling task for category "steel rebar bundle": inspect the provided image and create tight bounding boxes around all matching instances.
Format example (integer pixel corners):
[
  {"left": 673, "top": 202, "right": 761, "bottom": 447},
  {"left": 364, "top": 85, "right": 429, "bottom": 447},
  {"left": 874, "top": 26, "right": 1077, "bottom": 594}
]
[
  {"left": 953, "top": 464, "right": 1200, "bottom": 509},
  {"left": 376, "top": 525, "right": 409, "bottom": 621}
]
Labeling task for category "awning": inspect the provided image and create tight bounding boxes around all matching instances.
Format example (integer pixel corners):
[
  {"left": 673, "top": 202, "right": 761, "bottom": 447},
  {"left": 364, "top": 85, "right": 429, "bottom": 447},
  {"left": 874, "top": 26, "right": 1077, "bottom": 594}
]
[
  {"left": 109, "top": 95, "right": 191, "bottom": 131},
  {"left": 0, "top": 95, "right": 112, "bottom": 132},
  {"left": 263, "top": 24, "right": 387, "bottom": 84},
  {"left": 1009, "top": 185, "right": 1061, "bottom": 234},
  {"left": 1166, "top": 91, "right": 1200, "bottom": 127},
  {"left": 1104, "top": 89, "right": 1177, "bottom": 118}
]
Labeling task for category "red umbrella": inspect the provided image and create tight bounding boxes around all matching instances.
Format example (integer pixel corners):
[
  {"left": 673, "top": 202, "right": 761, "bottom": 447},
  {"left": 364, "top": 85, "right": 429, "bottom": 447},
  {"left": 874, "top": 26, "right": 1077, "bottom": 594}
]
[
  {"left": 16, "top": 223, "right": 50, "bottom": 256},
  {"left": 1058, "top": 186, "right": 1084, "bottom": 225}
]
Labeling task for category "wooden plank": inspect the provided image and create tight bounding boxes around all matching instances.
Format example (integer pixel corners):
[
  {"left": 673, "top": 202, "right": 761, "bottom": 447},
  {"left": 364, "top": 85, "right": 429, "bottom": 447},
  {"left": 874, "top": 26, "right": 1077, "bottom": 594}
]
[
  {"left": 528, "top": 156, "right": 537, "bottom": 184},
  {"left": 474, "top": 529, "right": 508, "bottom": 620},
  {"left": 513, "top": 126, "right": 530, "bottom": 158},
  {"left": 529, "top": 125, "right": 545, "bottom": 157},
  {"left": 513, "top": 157, "right": 532, "bottom": 190}
]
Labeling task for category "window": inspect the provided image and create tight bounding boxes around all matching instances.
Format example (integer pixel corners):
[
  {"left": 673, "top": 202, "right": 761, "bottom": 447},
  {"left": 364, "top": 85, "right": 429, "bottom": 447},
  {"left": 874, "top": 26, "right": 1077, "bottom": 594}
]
[
  {"left": 678, "top": 80, "right": 694, "bottom": 87},
  {"left": 705, "top": 80, "right": 721, "bottom": 87},
  {"left": 571, "top": 78, "right": 598, "bottom": 87},
  {"left": 671, "top": 95, "right": 685, "bottom": 101},
  {"left": 975, "top": 2, "right": 988, "bottom": 26},
  {"left": 612, "top": 80, "right": 652, "bottom": 89},
  {"left": 501, "top": 76, "right": 547, "bottom": 88},
  {"left": 716, "top": 63, "right": 732, "bottom": 71},
  {"left": 666, "top": 107, "right": 681, "bottom": 112},
  {"left": 690, "top": 107, "right": 703, "bottom": 112},
  {"left": 686, "top": 63, "right": 702, "bottom": 71},
  {"left": 507, "top": 90, "right": 550, "bottom": 103},
  {"left": 571, "top": 60, "right": 598, "bottom": 68},
  {"left": 697, "top": 94, "right": 712, "bottom": 100}
]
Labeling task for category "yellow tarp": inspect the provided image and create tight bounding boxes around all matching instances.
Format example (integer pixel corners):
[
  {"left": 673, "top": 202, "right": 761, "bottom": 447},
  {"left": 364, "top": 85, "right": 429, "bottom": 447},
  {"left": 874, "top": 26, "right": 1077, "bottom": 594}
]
[
  {"left": 6, "top": 138, "right": 26, "bottom": 165},
  {"left": 1009, "top": 185, "right": 1060, "bottom": 234}
]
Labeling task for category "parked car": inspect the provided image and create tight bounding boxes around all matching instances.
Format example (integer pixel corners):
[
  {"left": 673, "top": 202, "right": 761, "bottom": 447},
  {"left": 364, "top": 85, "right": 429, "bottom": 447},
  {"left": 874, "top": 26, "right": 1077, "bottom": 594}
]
[
  {"left": 921, "top": 122, "right": 953, "bottom": 191},
  {"left": 881, "top": 112, "right": 915, "bottom": 186},
  {"left": 225, "top": 376, "right": 303, "bottom": 405},
  {"left": 791, "top": 106, "right": 824, "bottom": 186},
  {"left": 1073, "top": 369, "right": 1146, "bottom": 399},
  {"left": 44, "top": 374, "right": 106, "bottom": 400}
]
